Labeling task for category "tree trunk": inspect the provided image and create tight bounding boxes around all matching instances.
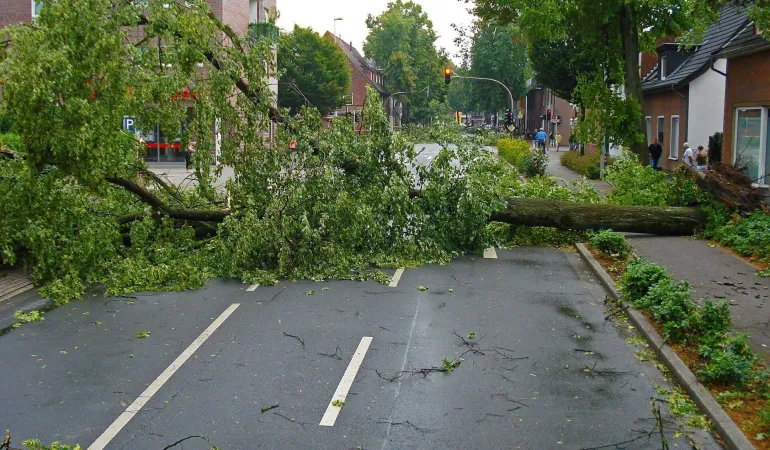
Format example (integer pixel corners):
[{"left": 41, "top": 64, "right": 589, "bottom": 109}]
[
  {"left": 490, "top": 198, "right": 706, "bottom": 235},
  {"left": 619, "top": 3, "right": 649, "bottom": 165}
]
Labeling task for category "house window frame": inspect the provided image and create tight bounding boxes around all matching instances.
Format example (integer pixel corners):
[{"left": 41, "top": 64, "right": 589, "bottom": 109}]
[
  {"left": 31, "top": 0, "right": 42, "bottom": 18},
  {"left": 645, "top": 116, "right": 652, "bottom": 145},
  {"left": 660, "top": 55, "right": 667, "bottom": 80},
  {"left": 669, "top": 115, "right": 680, "bottom": 160},
  {"left": 657, "top": 116, "right": 665, "bottom": 150},
  {"left": 733, "top": 106, "right": 768, "bottom": 187}
]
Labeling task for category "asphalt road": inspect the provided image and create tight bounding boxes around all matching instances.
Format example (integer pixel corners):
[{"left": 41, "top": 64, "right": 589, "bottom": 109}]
[{"left": 0, "top": 247, "right": 722, "bottom": 449}]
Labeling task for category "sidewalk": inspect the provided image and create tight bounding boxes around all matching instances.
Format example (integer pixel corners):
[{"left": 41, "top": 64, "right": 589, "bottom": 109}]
[
  {"left": 551, "top": 160, "right": 770, "bottom": 361},
  {"left": 543, "top": 149, "right": 613, "bottom": 195}
]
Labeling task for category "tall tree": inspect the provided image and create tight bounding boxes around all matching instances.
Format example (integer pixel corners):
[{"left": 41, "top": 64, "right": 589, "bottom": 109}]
[
  {"left": 364, "top": 0, "right": 449, "bottom": 124},
  {"left": 472, "top": 0, "right": 693, "bottom": 163},
  {"left": 278, "top": 26, "right": 350, "bottom": 115},
  {"left": 466, "top": 23, "right": 529, "bottom": 113}
]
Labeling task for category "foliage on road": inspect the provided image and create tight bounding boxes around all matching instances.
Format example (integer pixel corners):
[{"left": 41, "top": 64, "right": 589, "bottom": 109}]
[
  {"left": 363, "top": 0, "right": 450, "bottom": 123},
  {"left": 278, "top": 26, "right": 351, "bottom": 115},
  {"left": 605, "top": 157, "right": 705, "bottom": 207}
]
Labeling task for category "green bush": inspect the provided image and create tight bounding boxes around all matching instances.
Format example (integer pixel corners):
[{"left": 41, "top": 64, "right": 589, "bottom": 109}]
[
  {"left": 497, "top": 138, "right": 531, "bottom": 167},
  {"left": 517, "top": 150, "right": 548, "bottom": 178},
  {"left": 560, "top": 151, "right": 614, "bottom": 180},
  {"left": 645, "top": 279, "right": 695, "bottom": 342},
  {"left": 698, "top": 334, "right": 755, "bottom": 386},
  {"left": 619, "top": 258, "right": 669, "bottom": 301},
  {"left": 0, "top": 133, "right": 23, "bottom": 151},
  {"left": 705, "top": 210, "right": 770, "bottom": 264},
  {"left": 589, "top": 230, "right": 631, "bottom": 258},
  {"left": 694, "top": 300, "right": 732, "bottom": 346}
]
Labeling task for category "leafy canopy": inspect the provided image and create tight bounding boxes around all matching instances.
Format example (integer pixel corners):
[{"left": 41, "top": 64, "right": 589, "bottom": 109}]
[{"left": 278, "top": 25, "right": 350, "bottom": 115}]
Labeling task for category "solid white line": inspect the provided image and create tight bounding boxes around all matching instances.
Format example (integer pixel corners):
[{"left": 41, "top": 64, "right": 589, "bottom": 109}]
[
  {"left": 388, "top": 268, "right": 405, "bottom": 288},
  {"left": 483, "top": 247, "right": 498, "bottom": 259},
  {"left": 246, "top": 284, "right": 259, "bottom": 292},
  {"left": 319, "top": 336, "right": 373, "bottom": 427},
  {"left": 88, "top": 303, "right": 241, "bottom": 450},
  {"left": 380, "top": 297, "right": 420, "bottom": 450}
]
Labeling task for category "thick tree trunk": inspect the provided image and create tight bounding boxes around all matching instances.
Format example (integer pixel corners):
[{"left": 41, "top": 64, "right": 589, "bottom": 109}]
[
  {"left": 489, "top": 198, "right": 706, "bottom": 235},
  {"left": 619, "top": 3, "right": 649, "bottom": 165}
]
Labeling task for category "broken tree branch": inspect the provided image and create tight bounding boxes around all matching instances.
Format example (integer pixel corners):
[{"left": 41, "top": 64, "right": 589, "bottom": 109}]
[
  {"left": 283, "top": 331, "right": 305, "bottom": 346},
  {"left": 163, "top": 435, "right": 219, "bottom": 450}
]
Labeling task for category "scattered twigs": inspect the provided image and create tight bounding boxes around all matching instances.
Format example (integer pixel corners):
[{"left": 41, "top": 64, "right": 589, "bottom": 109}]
[
  {"left": 491, "top": 393, "right": 528, "bottom": 407},
  {"left": 652, "top": 402, "right": 669, "bottom": 450},
  {"left": 476, "top": 413, "right": 504, "bottom": 424},
  {"left": 283, "top": 332, "right": 305, "bottom": 346},
  {"left": 318, "top": 347, "right": 343, "bottom": 360},
  {"left": 578, "top": 429, "right": 656, "bottom": 450},
  {"left": 1, "top": 431, "right": 10, "bottom": 450},
  {"left": 163, "top": 435, "right": 220, "bottom": 450},
  {"left": 453, "top": 330, "right": 488, "bottom": 356},
  {"left": 376, "top": 419, "right": 435, "bottom": 434},
  {"left": 604, "top": 305, "right": 630, "bottom": 321},
  {"left": 261, "top": 404, "right": 279, "bottom": 413},
  {"left": 583, "top": 362, "right": 631, "bottom": 377},
  {"left": 376, "top": 359, "right": 461, "bottom": 382},
  {"left": 491, "top": 346, "right": 529, "bottom": 361}
]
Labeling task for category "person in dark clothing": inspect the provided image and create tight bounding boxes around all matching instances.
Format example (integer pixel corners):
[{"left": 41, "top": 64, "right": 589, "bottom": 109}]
[{"left": 648, "top": 138, "right": 663, "bottom": 170}]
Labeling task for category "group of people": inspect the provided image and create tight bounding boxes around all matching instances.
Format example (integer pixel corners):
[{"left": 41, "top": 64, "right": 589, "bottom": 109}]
[
  {"left": 647, "top": 140, "right": 706, "bottom": 171},
  {"left": 531, "top": 128, "right": 562, "bottom": 154}
]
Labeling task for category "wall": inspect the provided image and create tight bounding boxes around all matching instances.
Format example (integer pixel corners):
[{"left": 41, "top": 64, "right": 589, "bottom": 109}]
[
  {"left": 722, "top": 49, "right": 770, "bottom": 166},
  {"left": 0, "top": 0, "right": 32, "bottom": 29},
  {"left": 643, "top": 88, "right": 688, "bottom": 171},
  {"left": 223, "top": 0, "right": 249, "bottom": 35},
  {"left": 688, "top": 58, "right": 726, "bottom": 152}
]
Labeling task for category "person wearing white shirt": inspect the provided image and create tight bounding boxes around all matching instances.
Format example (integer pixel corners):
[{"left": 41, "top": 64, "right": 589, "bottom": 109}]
[{"left": 682, "top": 143, "right": 696, "bottom": 169}]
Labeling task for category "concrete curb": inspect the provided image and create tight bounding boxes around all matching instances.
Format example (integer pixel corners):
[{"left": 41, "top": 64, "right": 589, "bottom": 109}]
[{"left": 575, "top": 243, "right": 755, "bottom": 450}]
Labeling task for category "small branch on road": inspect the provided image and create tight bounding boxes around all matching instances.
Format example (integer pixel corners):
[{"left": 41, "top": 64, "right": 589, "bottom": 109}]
[
  {"left": 453, "top": 330, "right": 487, "bottom": 356},
  {"left": 476, "top": 413, "right": 504, "bottom": 424},
  {"left": 652, "top": 402, "right": 670, "bottom": 450},
  {"left": 272, "top": 411, "right": 307, "bottom": 427},
  {"left": 376, "top": 419, "right": 435, "bottom": 434},
  {"left": 318, "top": 347, "right": 343, "bottom": 360},
  {"left": 379, "top": 326, "right": 392, "bottom": 332},
  {"left": 491, "top": 346, "right": 529, "bottom": 361},
  {"left": 578, "top": 429, "right": 656, "bottom": 450},
  {"left": 283, "top": 332, "right": 305, "bottom": 346},
  {"left": 2, "top": 431, "right": 11, "bottom": 450},
  {"left": 261, "top": 404, "right": 279, "bottom": 413},
  {"left": 376, "top": 359, "right": 461, "bottom": 382},
  {"left": 163, "top": 435, "right": 220, "bottom": 450},
  {"left": 491, "top": 393, "right": 528, "bottom": 407},
  {"left": 604, "top": 305, "right": 630, "bottom": 321}
]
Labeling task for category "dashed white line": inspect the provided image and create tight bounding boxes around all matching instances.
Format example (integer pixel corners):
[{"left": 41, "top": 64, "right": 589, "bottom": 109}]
[
  {"left": 319, "top": 336, "right": 373, "bottom": 427},
  {"left": 87, "top": 303, "right": 241, "bottom": 450},
  {"left": 483, "top": 247, "right": 498, "bottom": 259},
  {"left": 388, "top": 268, "right": 405, "bottom": 288},
  {"left": 246, "top": 284, "right": 260, "bottom": 292}
]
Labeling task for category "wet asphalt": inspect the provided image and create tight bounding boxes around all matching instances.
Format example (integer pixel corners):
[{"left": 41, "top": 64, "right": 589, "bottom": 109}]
[{"left": 0, "top": 247, "right": 723, "bottom": 449}]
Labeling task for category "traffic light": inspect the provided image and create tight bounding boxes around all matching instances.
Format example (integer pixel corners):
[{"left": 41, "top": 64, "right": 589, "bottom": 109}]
[
  {"left": 444, "top": 68, "right": 452, "bottom": 85},
  {"left": 547, "top": 109, "right": 552, "bottom": 121}
]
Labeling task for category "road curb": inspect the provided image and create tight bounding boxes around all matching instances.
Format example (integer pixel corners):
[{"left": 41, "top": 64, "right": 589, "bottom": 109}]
[{"left": 575, "top": 243, "right": 755, "bottom": 450}]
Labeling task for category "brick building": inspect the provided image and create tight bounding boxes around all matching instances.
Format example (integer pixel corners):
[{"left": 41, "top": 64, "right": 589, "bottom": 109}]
[
  {"left": 716, "top": 21, "right": 770, "bottom": 190},
  {"left": 523, "top": 85, "right": 575, "bottom": 146},
  {"left": 641, "top": 6, "right": 746, "bottom": 171},
  {"left": 325, "top": 32, "right": 402, "bottom": 128}
]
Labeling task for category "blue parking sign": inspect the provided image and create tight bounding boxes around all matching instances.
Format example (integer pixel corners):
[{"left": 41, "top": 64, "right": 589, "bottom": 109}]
[{"left": 123, "top": 116, "right": 136, "bottom": 133}]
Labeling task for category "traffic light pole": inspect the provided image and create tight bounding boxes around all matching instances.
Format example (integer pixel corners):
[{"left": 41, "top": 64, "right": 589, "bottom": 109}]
[
  {"left": 385, "top": 86, "right": 430, "bottom": 131},
  {"left": 451, "top": 75, "right": 515, "bottom": 135}
]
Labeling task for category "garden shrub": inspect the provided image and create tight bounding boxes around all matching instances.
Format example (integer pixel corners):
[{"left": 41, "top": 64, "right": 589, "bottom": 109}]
[
  {"left": 645, "top": 279, "right": 695, "bottom": 342},
  {"left": 497, "top": 138, "right": 531, "bottom": 167},
  {"left": 0, "top": 133, "right": 23, "bottom": 151},
  {"left": 560, "top": 151, "right": 614, "bottom": 180},
  {"left": 517, "top": 150, "right": 548, "bottom": 178},
  {"left": 698, "top": 334, "right": 755, "bottom": 386},
  {"left": 619, "top": 258, "right": 669, "bottom": 301},
  {"left": 694, "top": 300, "right": 732, "bottom": 346},
  {"left": 589, "top": 229, "right": 631, "bottom": 258},
  {"left": 705, "top": 210, "right": 770, "bottom": 263}
]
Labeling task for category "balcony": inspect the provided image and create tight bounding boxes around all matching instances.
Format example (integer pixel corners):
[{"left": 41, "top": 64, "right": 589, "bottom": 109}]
[{"left": 249, "top": 22, "right": 279, "bottom": 44}]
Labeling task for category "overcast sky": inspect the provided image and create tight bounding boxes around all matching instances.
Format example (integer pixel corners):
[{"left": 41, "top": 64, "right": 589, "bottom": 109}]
[{"left": 276, "top": 0, "right": 476, "bottom": 63}]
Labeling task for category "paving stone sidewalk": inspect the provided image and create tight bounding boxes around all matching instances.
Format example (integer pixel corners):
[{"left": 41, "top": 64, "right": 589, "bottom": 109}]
[
  {"left": 543, "top": 149, "right": 613, "bottom": 195},
  {"left": 548, "top": 158, "right": 770, "bottom": 361}
]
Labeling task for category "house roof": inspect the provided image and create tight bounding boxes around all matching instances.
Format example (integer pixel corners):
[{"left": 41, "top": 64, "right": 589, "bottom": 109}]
[
  {"left": 716, "top": 21, "right": 770, "bottom": 58},
  {"left": 326, "top": 32, "right": 389, "bottom": 95},
  {"left": 642, "top": 6, "right": 749, "bottom": 92}
]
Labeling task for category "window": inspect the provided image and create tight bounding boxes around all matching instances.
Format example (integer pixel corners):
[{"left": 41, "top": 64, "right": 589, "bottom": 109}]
[
  {"left": 645, "top": 117, "right": 652, "bottom": 145},
  {"left": 670, "top": 116, "right": 680, "bottom": 159},
  {"left": 657, "top": 116, "right": 665, "bottom": 147},
  {"left": 32, "top": 0, "right": 42, "bottom": 17},
  {"left": 660, "top": 55, "right": 667, "bottom": 80},
  {"left": 734, "top": 107, "right": 766, "bottom": 186}
]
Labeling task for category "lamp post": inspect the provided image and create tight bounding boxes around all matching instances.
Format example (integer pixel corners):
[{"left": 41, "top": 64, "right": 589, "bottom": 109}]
[{"left": 334, "top": 17, "right": 343, "bottom": 37}]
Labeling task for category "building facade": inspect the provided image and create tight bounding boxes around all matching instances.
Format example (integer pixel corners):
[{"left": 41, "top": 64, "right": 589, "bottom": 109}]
[
  {"left": 717, "top": 22, "right": 770, "bottom": 190},
  {"left": 524, "top": 85, "right": 575, "bottom": 146},
  {"left": 641, "top": 6, "right": 746, "bottom": 171}
]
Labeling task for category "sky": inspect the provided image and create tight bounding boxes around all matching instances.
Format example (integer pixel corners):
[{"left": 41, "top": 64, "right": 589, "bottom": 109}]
[{"left": 276, "top": 0, "right": 476, "bottom": 63}]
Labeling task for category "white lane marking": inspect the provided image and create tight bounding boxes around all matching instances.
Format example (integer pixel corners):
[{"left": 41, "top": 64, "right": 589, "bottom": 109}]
[
  {"left": 483, "top": 247, "right": 498, "bottom": 259},
  {"left": 246, "top": 284, "right": 260, "bottom": 292},
  {"left": 319, "top": 336, "right": 373, "bottom": 427},
  {"left": 388, "top": 268, "right": 405, "bottom": 288},
  {"left": 380, "top": 296, "right": 420, "bottom": 450},
  {"left": 88, "top": 303, "right": 241, "bottom": 450}
]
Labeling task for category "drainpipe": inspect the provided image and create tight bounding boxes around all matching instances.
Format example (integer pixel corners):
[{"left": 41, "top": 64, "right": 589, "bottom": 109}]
[
  {"left": 671, "top": 85, "right": 688, "bottom": 154},
  {"left": 710, "top": 56, "right": 727, "bottom": 77}
]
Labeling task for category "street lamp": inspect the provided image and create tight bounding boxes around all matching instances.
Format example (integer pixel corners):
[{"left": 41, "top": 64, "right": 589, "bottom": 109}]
[{"left": 334, "top": 18, "right": 343, "bottom": 37}]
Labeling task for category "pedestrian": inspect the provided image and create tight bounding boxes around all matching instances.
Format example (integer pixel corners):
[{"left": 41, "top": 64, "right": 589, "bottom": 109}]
[
  {"left": 185, "top": 141, "right": 195, "bottom": 172},
  {"left": 536, "top": 128, "right": 547, "bottom": 154},
  {"left": 682, "top": 142, "right": 696, "bottom": 169},
  {"left": 555, "top": 133, "right": 562, "bottom": 152},
  {"left": 648, "top": 138, "right": 663, "bottom": 170}
]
